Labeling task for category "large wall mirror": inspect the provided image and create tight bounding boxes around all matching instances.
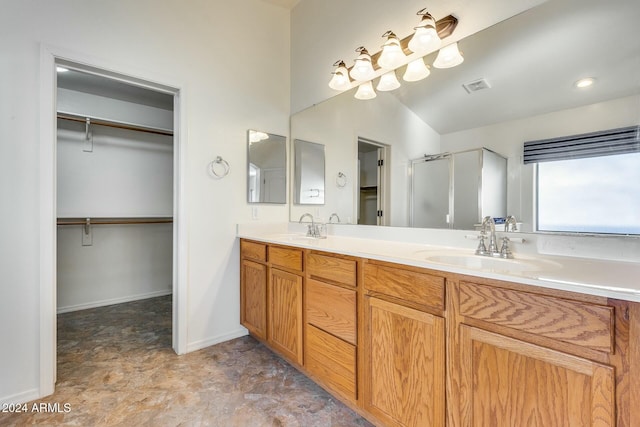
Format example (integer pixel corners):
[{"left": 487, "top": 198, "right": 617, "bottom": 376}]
[
  {"left": 293, "top": 139, "right": 325, "bottom": 205},
  {"left": 247, "top": 130, "right": 286, "bottom": 204},
  {"left": 289, "top": 0, "right": 640, "bottom": 231}
]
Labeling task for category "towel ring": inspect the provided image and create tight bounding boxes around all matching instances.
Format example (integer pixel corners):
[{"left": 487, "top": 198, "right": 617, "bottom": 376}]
[
  {"left": 209, "top": 156, "right": 230, "bottom": 178},
  {"left": 336, "top": 172, "right": 347, "bottom": 188}
]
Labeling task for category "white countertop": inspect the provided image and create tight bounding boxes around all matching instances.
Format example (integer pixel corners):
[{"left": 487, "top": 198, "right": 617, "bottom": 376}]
[{"left": 237, "top": 223, "right": 640, "bottom": 302}]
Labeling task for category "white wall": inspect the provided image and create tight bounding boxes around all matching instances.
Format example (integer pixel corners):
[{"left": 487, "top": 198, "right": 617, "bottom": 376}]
[
  {"left": 57, "top": 224, "right": 173, "bottom": 312},
  {"left": 57, "top": 114, "right": 174, "bottom": 312},
  {"left": 57, "top": 120, "right": 173, "bottom": 217},
  {"left": 58, "top": 88, "right": 173, "bottom": 132},
  {"left": 440, "top": 94, "right": 640, "bottom": 231},
  {"left": 0, "top": 0, "right": 290, "bottom": 404},
  {"left": 290, "top": 90, "right": 440, "bottom": 226}
]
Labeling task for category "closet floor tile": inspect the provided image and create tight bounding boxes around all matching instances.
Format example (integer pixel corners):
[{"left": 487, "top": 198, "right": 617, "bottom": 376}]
[{"left": 2, "top": 296, "right": 371, "bottom": 427}]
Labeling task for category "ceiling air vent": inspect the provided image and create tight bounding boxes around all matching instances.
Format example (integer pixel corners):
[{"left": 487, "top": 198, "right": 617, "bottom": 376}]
[{"left": 462, "top": 78, "right": 491, "bottom": 94}]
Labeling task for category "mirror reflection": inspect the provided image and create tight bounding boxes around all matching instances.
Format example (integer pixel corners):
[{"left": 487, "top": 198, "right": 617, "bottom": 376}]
[
  {"left": 293, "top": 139, "right": 325, "bottom": 205},
  {"left": 411, "top": 148, "right": 507, "bottom": 229},
  {"left": 289, "top": 0, "right": 640, "bottom": 232},
  {"left": 247, "top": 130, "right": 286, "bottom": 204}
]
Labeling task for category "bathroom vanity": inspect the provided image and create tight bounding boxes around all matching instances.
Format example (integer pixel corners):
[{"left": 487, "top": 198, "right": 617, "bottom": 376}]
[{"left": 238, "top": 228, "right": 640, "bottom": 427}]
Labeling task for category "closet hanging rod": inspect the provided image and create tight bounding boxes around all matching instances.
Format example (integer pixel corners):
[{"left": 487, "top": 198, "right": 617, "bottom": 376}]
[
  {"left": 57, "top": 113, "right": 173, "bottom": 136},
  {"left": 57, "top": 217, "right": 173, "bottom": 226}
]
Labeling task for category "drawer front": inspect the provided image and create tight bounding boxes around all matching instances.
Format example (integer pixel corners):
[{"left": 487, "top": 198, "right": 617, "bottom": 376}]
[
  {"left": 306, "top": 278, "right": 357, "bottom": 345},
  {"left": 240, "top": 240, "right": 267, "bottom": 262},
  {"left": 459, "top": 281, "right": 614, "bottom": 353},
  {"left": 269, "top": 246, "right": 303, "bottom": 272},
  {"left": 305, "top": 324, "right": 357, "bottom": 402},
  {"left": 364, "top": 262, "right": 445, "bottom": 311},
  {"left": 307, "top": 252, "right": 357, "bottom": 288}
]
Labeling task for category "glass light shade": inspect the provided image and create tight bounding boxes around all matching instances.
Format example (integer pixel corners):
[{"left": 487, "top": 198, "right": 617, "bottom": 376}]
[
  {"left": 376, "top": 71, "right": 401, "bottom": 91},
  {"left": 350, "top": 49, "right": 376, "bottom": 81},
  {"left": 403, "top": 58, "right": 430, "bottom": 82},
  {"left": 354, "top": 81, "right": 377, "bottom": 100},
  {"left": 378, "top": 34, "right": 406, "bottom": 69},
  {"left": 408, "top": 26, "right": 441, "bottom": 54},
  {"left": 328, "top": 63, "right": 351, "bottom": 91},
  {"left": 433, "top": 42, "right": 464, "bottom": 68},
  {"left": 575, "top": 77, "right": 595, "bottom": 88},
  {"left": 249, "top": 130, "right": 269, "bottom": 143}
]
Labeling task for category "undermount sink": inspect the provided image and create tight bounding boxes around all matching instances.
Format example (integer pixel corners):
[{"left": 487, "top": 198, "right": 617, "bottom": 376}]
[{"left": 422, "top": 252, "right": 561, "bottom": 273}]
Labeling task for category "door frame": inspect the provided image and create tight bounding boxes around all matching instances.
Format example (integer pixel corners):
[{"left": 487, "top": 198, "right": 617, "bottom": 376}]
[
  {"left": 356, "top": 138, "right": 390, "bottom": 226},
  {"left": 38, "top": 44, "right": 188, "bottom": 397}
]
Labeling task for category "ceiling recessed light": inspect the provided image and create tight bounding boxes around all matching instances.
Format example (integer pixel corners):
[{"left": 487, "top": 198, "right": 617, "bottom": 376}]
[
  {"left": 56, "top": 66, "right": 69, "bottom": 73},
  {"left": 574, "top": 77, "right": 595, "bottom": 89}
]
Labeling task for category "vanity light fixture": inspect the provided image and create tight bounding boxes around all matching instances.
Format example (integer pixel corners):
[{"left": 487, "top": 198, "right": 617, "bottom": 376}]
[
  {"left": 378, "top": 31, "right": 407, "bottom": 70},
  {"left": 575, "top": 77, "right": 595, "bottom": 88},
  {"left": 328, "top": 60, "right": 351, "bottom": 90},
  {"left": 403, "top": 58, "right": 431, "bottom": 82},
  {"left": 354, "top": 81, "right": 377, "bottom": 100},
  {"left": 377, "top": 70, "right": 401, "bottom": 91},
  {"left": 350, "top": 47, "right": 376, "bottom": 82},
  {"left": 433, "top": 42, "right": 464, "bottom": 68},
  {"left": 328, "top": 11, "right": 461, "bottom": 99},
  {"left": 408, "top": 9, "right": 442, "bottom": 54}
]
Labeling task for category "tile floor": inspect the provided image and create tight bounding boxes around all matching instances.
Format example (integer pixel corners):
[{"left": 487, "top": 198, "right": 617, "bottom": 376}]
[{"left": 1, "top": 296, "right": 371, "bottom": 426}]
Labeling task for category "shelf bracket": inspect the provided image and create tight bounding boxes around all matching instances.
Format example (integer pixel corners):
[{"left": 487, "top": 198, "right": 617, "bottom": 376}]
[
  {"left": 82, "top": 217, "right": 93, "bottom": 246},
  {"left": 83, "top": 117, "right": 93, "bottom": 153}
]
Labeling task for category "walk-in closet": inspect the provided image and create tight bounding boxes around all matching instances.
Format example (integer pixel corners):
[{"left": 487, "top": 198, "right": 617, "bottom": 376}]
[{"left": 55, "top": 68, "right": 174, "bottom": 327}]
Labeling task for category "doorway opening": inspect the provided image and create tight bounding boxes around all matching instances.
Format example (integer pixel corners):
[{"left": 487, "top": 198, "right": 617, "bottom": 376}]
[
  {"left": 40, "top": 50, "right": 186, "bottom": 397},
  {"left": 357, "top": 138, "right": 389, "bottom": 225}
]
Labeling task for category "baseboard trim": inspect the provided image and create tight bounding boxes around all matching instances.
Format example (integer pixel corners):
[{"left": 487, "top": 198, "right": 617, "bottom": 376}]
[
  {"left": 186, "top": 328, "right": 248, "bottom": 353},
  {"left": 57, "top": 289, "right": 172, "bottom": 314},
  {"left": 0, "top": 388, "right": 41, "bottom": 406}
]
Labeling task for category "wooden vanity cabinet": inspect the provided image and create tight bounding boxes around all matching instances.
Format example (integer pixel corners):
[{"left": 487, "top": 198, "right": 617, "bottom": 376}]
[
  {"left": 240, "top": 240, "right": 303, "bottom": 365},
  {"left": 450, "top": 278, "right": 624, "bottom": 427},
  {"left": 240, "top": 241, "right": 268, "bottom": 340},
  {"left": 268, "top": 246, "right": 304, "bottom": 365},
  {"left": 304, "top": 252, "right": 359, "bottom": 404},
  {"left": 240, "top": 239, "right": 640, "bottom": 427},
  {"left": 363, "top": 260, "right": 446, "bottom": 427}
]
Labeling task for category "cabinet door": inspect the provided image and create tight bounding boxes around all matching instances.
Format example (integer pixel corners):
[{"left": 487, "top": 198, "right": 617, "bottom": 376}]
[
  {"left": 268, "top": 268, "right": 303, "bottom": 365},
  {"left": 240, "top": 259, "right": 267, "bottom": 340},
  {"left": 460, "top": 325, "right": 615, "bottom": 427},
  {"left": 364, "top": 297, "right": 445, "bottom": 427}
]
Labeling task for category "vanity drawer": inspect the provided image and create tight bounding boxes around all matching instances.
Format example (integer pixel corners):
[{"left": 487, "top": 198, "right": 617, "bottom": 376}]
[
  {"left": 240, "top": 240, "right": 267, "bottom": 262},
  {"left": 459, "top": 281, "right": 614, "bottom": 353},
  {"left": 364, "top": 262, "right": 445, "bottom": 311},
  {"left": 307, "top": 252, "right": 357, "bottom": 288},
  {"left": 269, "top": 246, "right": 303, "bottom": 272},
  {"left": 306, "top": 278, "right": 356, "bottom": 345},
  {"left": 305, "top": 324, "right": 357, "bottom": 402}
]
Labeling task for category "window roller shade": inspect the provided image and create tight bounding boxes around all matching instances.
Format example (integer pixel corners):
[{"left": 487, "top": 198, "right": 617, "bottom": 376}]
[{"left": 523, "top": 125, "right": 640, "bottom": 164}]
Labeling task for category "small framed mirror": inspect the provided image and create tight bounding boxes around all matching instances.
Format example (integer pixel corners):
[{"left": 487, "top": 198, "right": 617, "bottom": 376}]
[
  {"left": 294, "top": 139, "right": 325, "bottom": 205},
  {"left": 247, "top": 130, "right": 287, "bottom": 204}
]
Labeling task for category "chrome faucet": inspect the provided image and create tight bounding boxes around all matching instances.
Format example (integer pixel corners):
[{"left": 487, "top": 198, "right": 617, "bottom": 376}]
[
  {"left": 299, "top": 213, "right": 326, "bottom": 238},
  {"left": 299, "top": 213, "right": 314, "bottom": 224},
  {"left": 485, "top": 216, "right": 499, "bottom": 254},
  {"left": 299, "top": 213, "right": 316, "bottom": 237},
  {"left": 476, "top": 216, "right": 514, "bottom": 259},
  {"left": 505, "top": 215, "right": 518, "bottom": 232},
  {"left": 328, "top": 213, "right": 340, "bottom": 224}
]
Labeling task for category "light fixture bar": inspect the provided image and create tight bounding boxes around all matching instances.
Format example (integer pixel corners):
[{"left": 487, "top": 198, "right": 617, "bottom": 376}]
[{"left": 343, "top": 14, "right": 458, "bottom": 79}]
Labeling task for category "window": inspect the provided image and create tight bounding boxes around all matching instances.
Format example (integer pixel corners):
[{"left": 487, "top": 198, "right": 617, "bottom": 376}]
[
  {"left": 536, "top": 152, "right": 640, "bottom": 234},
  {"left": 525, "top": 125, "right": 640, "bottom": 235}
]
